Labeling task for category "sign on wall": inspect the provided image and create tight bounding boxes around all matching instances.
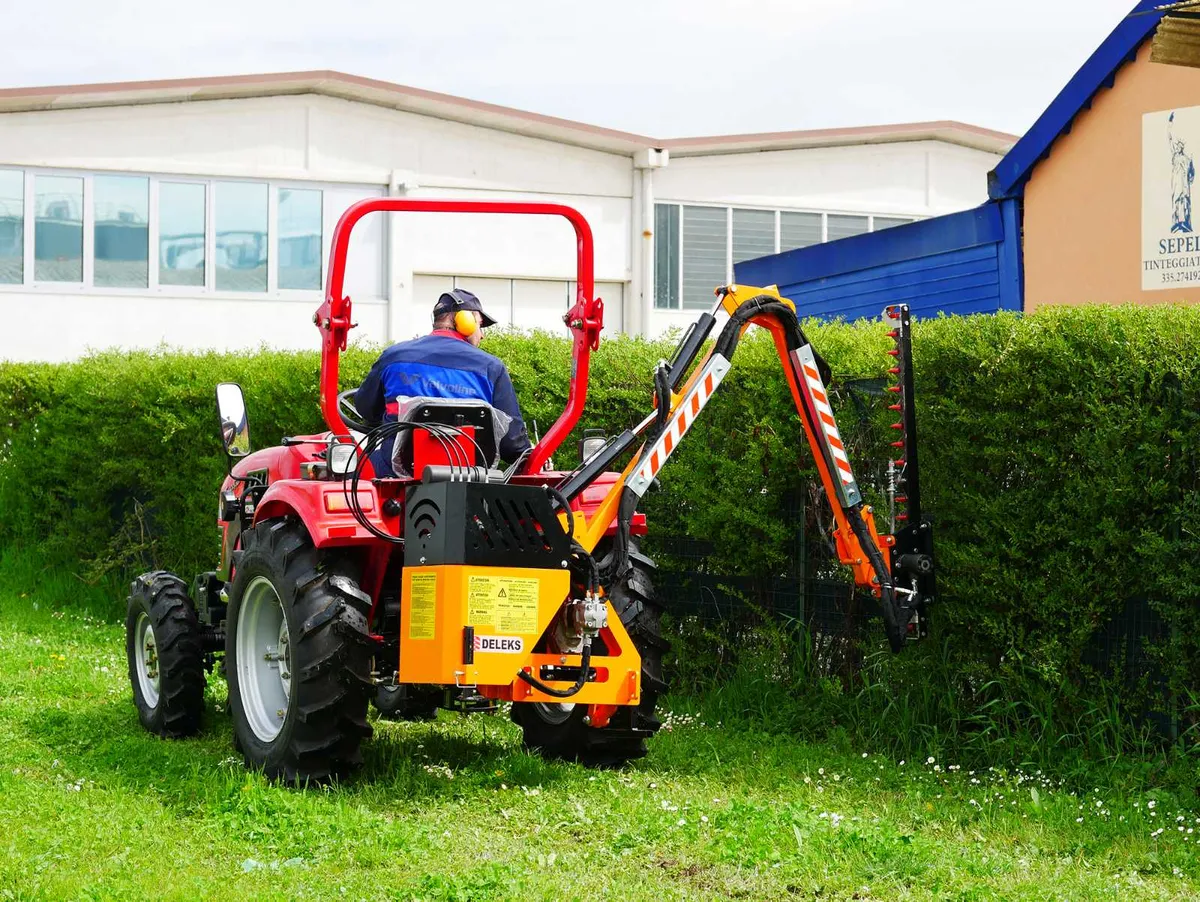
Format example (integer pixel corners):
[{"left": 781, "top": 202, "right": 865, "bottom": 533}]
[{"left": 1143, "top": 107, "right": 1200, "bottom": 290}]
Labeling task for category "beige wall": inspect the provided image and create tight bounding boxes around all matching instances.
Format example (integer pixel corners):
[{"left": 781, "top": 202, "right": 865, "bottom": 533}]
[{"left": 1024, "top": 41, "right": 1200, "bottom": 311}]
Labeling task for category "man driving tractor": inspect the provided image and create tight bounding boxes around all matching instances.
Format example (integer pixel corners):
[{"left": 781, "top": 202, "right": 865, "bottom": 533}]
[{"left": 354, "top": 288, "right": 532, "bottom": 476}]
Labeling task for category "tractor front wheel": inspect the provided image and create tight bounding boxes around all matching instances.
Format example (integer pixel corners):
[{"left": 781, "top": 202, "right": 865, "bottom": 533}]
[
  {"left": 226, "top": 519, "right": 375, "bottom": 782},
  {"left": 511, "top": 541, "right": 667, "bottom": 766},
  {"left": 126, "top": 571, "right": 206, "bottom": 737}
]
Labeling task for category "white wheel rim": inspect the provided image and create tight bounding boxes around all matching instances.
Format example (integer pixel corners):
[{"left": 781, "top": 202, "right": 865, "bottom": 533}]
[
  {"left": 237, "top": 575, "right": 292, "bottom": 743},
  {"left": 134, "top": 612, "right": 160, "bottom": 707}
]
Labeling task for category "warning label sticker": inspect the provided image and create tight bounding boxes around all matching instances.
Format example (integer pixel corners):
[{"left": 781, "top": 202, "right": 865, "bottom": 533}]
[
  {"left": 467, "top": 575, "right": 539, "bottom": 634},
  {"left": 408, "top": 572, "right": 437, "bottom": 640}
]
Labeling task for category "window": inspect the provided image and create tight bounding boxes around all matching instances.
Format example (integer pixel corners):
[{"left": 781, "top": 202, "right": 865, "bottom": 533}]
[
  {"left": 324, "top": 186, "right": 386, "bottom": 301},
  {"left": 0, "top": 169, "right": 387, "bottom": 297},
  {"left": 215, "top": 181, "right": 267, "bottom": 292},
  {"left": 681, "top": 206, "right": 727, "bottom": 309},
  {"left": 94, "top": 175, "right": 149, "bottom": 288},
  {"left": 654, "top": 203, "right": 679, "bottom": 309},
  {"left": 35, "top": 175, "right": 83, "bottom": 283},
  {"left": 827, "top": 214, "right": 870, "bottom": 242},
  {"left": 0, "top": 170, "right": 22, "bottom": 285},
  {"left": 159, "top": 182, "right": 206, "bottom": 287},
  {"left": 732, "top": 208, "right": 775, "bottom": 265},
  {"left": 278, "top": 187, "right": 322, "bottom": 290},
  {"left": 780, "top": 211, "right": 822, "bottom": 252},
  {"left": 654, "top": 203, "right": 920, "bottom": 309}
]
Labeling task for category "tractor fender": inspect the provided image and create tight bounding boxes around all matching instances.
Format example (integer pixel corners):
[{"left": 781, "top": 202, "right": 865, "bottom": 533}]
[
  {"left": 574, "top": 472, "right": 648, "bottom": 537},
  {"left": 253, "top": 479, "right": 390, "bottom": 547}
]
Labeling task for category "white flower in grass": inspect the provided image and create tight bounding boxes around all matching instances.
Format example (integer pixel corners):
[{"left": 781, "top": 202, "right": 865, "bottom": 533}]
[
  {"left": 1148, "top": 800, "right": 1157, "bottom": 809},
  {"left": 926, "top": 757, "right": 935, "bottom": 765}
]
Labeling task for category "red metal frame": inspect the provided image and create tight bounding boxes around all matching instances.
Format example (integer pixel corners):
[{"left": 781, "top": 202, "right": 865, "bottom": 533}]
[{"left": 314, "top": 198, "right": 604, "bottom": 475}]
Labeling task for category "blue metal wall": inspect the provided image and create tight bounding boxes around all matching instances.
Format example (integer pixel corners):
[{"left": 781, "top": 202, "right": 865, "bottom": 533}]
[{"left": 734, "top": 199, "right": 1023, "bottom": 320}]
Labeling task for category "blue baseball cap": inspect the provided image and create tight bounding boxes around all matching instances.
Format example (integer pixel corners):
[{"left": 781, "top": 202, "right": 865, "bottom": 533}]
[{"left": 433, "top": 288, "right": 498, "bottom": 328}]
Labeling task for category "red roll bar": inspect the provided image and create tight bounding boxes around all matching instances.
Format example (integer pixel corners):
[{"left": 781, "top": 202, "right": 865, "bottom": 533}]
[{"left": 315, "top": 198, "right": 604, "bottom": 475}]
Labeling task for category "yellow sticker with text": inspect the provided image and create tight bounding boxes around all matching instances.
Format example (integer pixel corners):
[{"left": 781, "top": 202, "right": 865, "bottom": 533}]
[
  {"left": 467, "top": 575, "right": 539, "bottom": 634},
  {"left": 408, "top": 572, "right": 437, "bottom": 640}
]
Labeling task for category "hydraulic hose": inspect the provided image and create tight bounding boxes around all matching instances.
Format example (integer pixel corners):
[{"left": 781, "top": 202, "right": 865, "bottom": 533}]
[
  {"left": 712, "top": 295, "right": 832, "bottom": 384},
  {"left": 847, "top": 503, "right": 906, "bottom": 653},
  {"left": 544, "top": 484, "right": 575, "bottom": 542},
  {"left": 516, "top": 638, "right": 594, "bottom": 698}
]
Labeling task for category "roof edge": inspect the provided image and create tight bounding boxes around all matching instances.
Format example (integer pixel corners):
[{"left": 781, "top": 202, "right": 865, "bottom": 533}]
[
  {"left": 0, "top": 70, "right": 1015, "bottom": 157},
  {"left": 989, "top": 0, "right": 1163, "bottom": 200}
]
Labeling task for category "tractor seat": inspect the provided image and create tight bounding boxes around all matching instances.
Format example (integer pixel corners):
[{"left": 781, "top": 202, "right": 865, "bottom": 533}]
[{"left": 390, "top": 398, "right": 500, "bottom": 477}]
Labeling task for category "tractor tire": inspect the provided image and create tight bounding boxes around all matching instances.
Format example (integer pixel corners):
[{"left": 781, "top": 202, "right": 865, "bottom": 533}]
[
  {"left": 374, "top": 684, "right": 440, "bottom": 721},
  {"left": 126, "top": 571, "right": 207, "bottom": 738},
  {"left": 226, "top": 519, "right": 375, "bottom": 783},
  {"left": 511, "top": 540, "right": 667, "bottom": 767}
]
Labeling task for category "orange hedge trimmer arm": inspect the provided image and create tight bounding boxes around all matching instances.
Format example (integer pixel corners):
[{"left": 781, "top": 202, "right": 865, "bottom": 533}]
[{"left": 758, "top": 317, "right": 893, "bottom": 591}]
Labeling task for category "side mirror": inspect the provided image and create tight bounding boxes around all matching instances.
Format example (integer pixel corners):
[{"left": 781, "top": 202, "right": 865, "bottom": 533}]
[{"left": 216, "top": 382, "right": 252, "bottom": 459}]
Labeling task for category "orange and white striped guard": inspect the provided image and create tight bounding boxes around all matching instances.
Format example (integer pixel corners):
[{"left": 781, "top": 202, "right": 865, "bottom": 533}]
[
  {"left": 792, "top": 346, "right": 862, "bottom": 508},
  {"left": 627, "top": 355, "right": 732, "bottom": 497}
]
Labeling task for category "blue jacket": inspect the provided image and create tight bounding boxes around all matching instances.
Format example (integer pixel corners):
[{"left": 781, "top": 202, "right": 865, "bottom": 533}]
[{"left": 355, "top": 330, "right": 531, "bottom": 475}]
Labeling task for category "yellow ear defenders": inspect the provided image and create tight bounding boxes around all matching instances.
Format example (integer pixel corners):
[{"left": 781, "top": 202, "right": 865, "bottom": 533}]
[{"left": 454, "top": 309, "right": 478, "bottom": 337}]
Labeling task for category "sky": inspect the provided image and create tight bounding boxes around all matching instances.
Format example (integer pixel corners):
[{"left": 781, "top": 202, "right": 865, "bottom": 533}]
[{"left": 0, "top": 0, "right": 1144, "bottom": 139}]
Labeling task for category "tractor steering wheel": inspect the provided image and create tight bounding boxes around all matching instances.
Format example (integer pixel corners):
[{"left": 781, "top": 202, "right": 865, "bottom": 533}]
[{"left": 337, "top": 388, "right": 373, "bottom": 433}]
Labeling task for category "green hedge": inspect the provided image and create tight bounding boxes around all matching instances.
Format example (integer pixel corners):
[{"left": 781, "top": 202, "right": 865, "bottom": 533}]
[{"left": 3, "top": 306, "right": 1200, "bottom": 725}]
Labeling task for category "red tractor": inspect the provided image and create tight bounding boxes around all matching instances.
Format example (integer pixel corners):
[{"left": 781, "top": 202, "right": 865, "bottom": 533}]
[{"left": 125, "top": 200, "right": 935, "bottom": 781}]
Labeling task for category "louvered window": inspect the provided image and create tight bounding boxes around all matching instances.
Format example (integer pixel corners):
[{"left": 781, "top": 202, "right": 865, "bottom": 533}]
[
  {"left": 654, "top": 203, "right": 679, "bottom": 309},
  {"left": 653, "top": 204, "right": 919, "bottom": 309},
  {"left": 780, "top": 211, "right": 823, "bottom": 252},
  {"left": 873, "top": 216, "right": 913, "bottom": 231},
  {"left": 827, "top": 214, "right": 870, "bottom": 241},
  {"left": 732, "top": 208, "right": 775, "bottom": 264},
  {"left": 681, "top": 205, "right": 728, "bottom": 309}
]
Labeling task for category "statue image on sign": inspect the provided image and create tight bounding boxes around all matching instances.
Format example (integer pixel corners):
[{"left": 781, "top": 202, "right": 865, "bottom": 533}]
[
  {"left": 1169, "top": 111, "right": 1195, "bottom": 234},
  {"left": 1142, "top": 106, "right": 1200, "bottom": 290}
]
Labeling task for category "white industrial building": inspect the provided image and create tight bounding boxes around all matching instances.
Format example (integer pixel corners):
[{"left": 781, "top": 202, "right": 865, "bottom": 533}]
[{"left": 0, "top": 71, "right": 1015, "bottom": 361}]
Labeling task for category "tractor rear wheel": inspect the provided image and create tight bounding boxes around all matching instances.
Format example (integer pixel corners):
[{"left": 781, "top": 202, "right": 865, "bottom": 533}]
[
  {"left": 511, "top": 540, "right": 667, "bottom": 766},
  {"left": 125, "top": 571, "right": 206, "bottom": 737},
  {"left": 226, "top": 519, "right": 375, "bottom": 783}
]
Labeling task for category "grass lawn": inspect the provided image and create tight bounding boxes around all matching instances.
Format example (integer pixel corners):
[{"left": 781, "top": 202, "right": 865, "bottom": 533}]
[{"left": 2, "top": 588, "right": 1199, "bottom": 901}]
